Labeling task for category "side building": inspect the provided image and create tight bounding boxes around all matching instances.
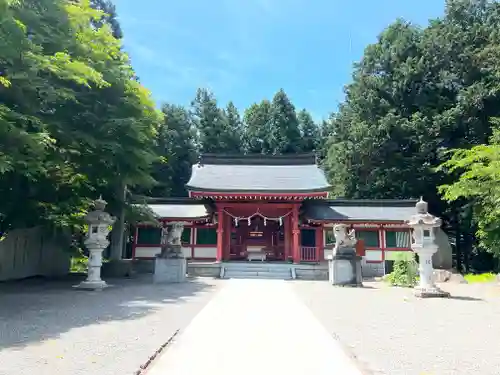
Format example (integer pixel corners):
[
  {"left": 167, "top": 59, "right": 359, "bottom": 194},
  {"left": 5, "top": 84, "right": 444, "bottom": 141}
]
[{"left": 132, "top": 153, "right": 417, "bottom": 277}]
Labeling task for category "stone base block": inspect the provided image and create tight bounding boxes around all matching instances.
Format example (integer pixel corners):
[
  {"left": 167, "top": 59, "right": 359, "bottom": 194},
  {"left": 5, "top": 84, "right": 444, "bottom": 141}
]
[
  {"left": 414, "top": 285, "right": 450, "bottom": 298},
  {"left": 154, "top": 257, "right": 187, "bottom": 283},
  {"left": 73, "top": 280, "right": 108, "bottom": 291},
  {"left": 328, "top": 254, "right": 363, "bottom": 287}
]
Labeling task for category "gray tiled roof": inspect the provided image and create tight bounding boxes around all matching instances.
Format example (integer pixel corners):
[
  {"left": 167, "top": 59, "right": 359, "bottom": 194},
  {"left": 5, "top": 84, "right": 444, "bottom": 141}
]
[
  {"left": 186, "top": 154, "right": 330, "bottom": 193},
  {"left": 147, "top": 204, "right": 209, "bottom": 219},
  {"left": 304, "top": 200, "right": 418, "bottom": 222}
]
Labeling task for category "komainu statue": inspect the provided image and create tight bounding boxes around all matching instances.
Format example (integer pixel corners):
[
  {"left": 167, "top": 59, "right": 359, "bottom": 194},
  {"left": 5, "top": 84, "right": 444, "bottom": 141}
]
[
  {"left": 158, "top": 222, "right": 185, "bottom": 258},
  {"left": 333, "top": 223, "right": 357, "bottom": 254}
]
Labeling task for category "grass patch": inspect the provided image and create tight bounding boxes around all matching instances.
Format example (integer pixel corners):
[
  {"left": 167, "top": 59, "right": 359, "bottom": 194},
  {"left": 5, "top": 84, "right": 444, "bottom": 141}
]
[
  {"left": 70, "top": 256, "right": 88, "bottom": 273},
  {"left": 464, "top": 272, "right": 497, "bottom": 283},
  {"left": 385, "top": 255, "right": 418, "bottom": 288}
]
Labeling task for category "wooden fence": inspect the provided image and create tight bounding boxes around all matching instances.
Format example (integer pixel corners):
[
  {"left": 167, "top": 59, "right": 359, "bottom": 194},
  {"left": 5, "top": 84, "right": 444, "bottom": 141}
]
[{"left": 0, "top": 227, "right": 71, "bottom": 281}]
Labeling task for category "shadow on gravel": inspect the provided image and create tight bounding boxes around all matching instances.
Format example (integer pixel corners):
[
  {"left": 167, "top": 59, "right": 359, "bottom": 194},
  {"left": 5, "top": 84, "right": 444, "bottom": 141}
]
[
  {"left": 0, "top": 274, "right": 217, "bottom": 350},
  {"left": 447, "top": 295, "right": 483, "bottom": 302}
]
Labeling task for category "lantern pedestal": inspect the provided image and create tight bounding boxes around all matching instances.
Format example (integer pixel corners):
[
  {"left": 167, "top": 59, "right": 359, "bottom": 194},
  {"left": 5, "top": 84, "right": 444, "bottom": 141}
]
[
  {"left": 75, "top": 280, "right": 108, "bottom": 290},
  {"left": 414, "top": 285, "right": 450, "bottom": 298},
  {"left": 75, "top": 245, "right": 110, "bottom": 290},
  {"left": 412, "top": 250, "right": 450, "bottom": 298}
]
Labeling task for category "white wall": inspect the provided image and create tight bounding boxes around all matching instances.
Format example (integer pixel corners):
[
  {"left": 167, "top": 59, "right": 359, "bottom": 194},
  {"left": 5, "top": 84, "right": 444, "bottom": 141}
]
[
  {"left": 134, "top": 246, "right": 192, "bottom": 258},
  {"left": 0, "top": 227, "right": 70, "bottom": 281},
  {"left": 193, "top": 246, "right": 217, "bottom": 258},
  {"left": 134, "top": 246, "right": 160, "bottom": 258}
]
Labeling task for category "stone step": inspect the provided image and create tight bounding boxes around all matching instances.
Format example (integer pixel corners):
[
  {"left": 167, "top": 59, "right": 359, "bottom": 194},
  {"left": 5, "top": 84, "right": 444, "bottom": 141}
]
[
  {"left": 223, "top": 263, "right": 292, "bottom": 270},
  {"left": 225, "top": 266, "right": 288, "bottom": 273},
  {"left": 225, "top": 270, "right": 291, "bottom": 276},
  {"left": 223, "top": 266, "right": 292, "bottom": 280},
  {"left": 224, "top": 271, "right": 292, "bottom": 280}
]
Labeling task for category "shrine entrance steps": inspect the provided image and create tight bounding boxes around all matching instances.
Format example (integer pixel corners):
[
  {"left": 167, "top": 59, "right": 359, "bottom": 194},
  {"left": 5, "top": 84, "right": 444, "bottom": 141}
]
[{"left": 221, "top": 262, "right": 293, "bottom": 280}]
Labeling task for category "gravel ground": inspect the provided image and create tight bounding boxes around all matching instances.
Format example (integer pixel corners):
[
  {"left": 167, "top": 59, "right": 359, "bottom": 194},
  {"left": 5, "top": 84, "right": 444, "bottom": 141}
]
[
  {"left": 293, "top": 280, "right": 500, "bottom": 375},
  {"left": 0, "top": 275, "right": 224, "bottom": 375}
]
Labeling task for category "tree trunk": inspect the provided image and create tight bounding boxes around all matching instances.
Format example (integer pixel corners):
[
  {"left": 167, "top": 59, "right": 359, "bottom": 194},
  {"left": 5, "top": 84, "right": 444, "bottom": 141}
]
[
  {"left": 454, "top": 210, "right": 462, "bottom": 272},
  {"left": 109, "top": 182, "right": 126, "bottom": 261}
]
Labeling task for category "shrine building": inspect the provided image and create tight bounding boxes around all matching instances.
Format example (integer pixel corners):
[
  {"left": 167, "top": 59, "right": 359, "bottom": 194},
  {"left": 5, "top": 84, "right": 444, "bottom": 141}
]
[{"left": 133, "top": 153, "right": 417, "bottom": 277}]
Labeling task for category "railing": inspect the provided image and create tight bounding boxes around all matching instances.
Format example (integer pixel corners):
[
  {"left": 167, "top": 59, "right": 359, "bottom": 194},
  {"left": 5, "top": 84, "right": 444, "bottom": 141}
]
[{"left": 300, "top": 246, "right": 319, "bottom": 262}]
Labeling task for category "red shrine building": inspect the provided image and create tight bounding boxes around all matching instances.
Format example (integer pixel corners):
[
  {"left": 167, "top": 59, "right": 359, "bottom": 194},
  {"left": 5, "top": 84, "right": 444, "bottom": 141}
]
[{"left": 132, "top": 154, "right": 417, "bottom": 277}]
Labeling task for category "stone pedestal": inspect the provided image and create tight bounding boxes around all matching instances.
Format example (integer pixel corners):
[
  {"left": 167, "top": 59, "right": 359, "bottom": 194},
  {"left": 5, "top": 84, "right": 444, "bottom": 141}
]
[
  {"left": 75, "top": 248, "right": 109, "bottom": 290},
  {"left": 328, "top": 249, "right": 362, "bottom": 287},
  {"left": 414, "top": 284, "right": 450, "bottom": 298},
  {"left": 154, "top": 257, "right": 187, "bottom": 283},
  {"left": 413, "top": 251, "right": 450, "bottom": 298}
]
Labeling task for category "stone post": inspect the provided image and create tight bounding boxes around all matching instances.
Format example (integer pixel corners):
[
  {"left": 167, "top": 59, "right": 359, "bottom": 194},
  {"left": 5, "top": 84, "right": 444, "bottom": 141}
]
[
  {"left": 75, "top": 197, "right": 116, "bottom": 290},
  {"left": 406, "top": 198, "right": 450, "bottom": 298}
]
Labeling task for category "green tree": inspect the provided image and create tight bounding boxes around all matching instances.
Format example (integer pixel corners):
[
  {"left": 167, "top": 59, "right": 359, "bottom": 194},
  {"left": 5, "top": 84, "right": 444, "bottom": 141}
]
[
  {"left": 0, "top": 0, "right": 108, "bottom": 230},
  {"left": 90, "top": 0, "right": 123, "bottom": 39},
  {"left": 438, "top": 119, "right": 500, "bottom": 257},
  {"left": 268, "top": 89, "right": 302, "bottom": 154},
  {"left": 243, "top": 100, "right": 272, "bottom": 154},
  {"left": 323, "top": 0, "right": 500, "bottom": 269},
  {"left": 191, "top": 88, "right": 236, "bottom": 153},
  {"left": 0, "top": 0, "right": 161, "bottom": 249},
  {"left": 149, "top": 104, "right": 198, "bottom": 197},
  {"left": 297, "top": 109, "right": 319, "bottom": 153},
  {"left": 223, "top": 101, "right": 244, "bottom": 151}
]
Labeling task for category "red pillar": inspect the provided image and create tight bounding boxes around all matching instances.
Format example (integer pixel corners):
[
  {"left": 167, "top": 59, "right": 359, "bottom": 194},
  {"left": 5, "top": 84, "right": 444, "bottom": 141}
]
[
  {"left": 216, "top": 207, "right": 224, "bottom": 262},
  {"left": 284, "top": 215, "right": 291, "bottom": 261},
  {"left": 315, "top": 226, "right": 323, "bottom": 261},
  {"left": 224, "top": 211, "right": 231, "bottom": 261},
  {"left": 292, "top": 205, "right": 300, "bottom": 263}
]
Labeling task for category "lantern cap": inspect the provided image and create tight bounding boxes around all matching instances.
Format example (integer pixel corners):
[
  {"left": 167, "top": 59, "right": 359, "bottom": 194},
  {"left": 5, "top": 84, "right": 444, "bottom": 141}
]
[
  {"left": 406, "top": 197, "right": 442, "bottom": 228},
  {"left": 416, "top": 196, "right": 428, "bottom": 214},
  {"left": 94, "top": 195, "right": 107, "bottom": 211}
]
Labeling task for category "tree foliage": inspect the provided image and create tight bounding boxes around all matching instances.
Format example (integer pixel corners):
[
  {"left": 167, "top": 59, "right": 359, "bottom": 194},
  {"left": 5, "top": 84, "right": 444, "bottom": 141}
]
[
  {"left": 7, "top": 0, "right": 500, "bottom": 270},
  {"left": 243, "top": 100, "right": 272, "bottom": 154},
  {"left": 268, "top": 89, "right": 302, "bottom": 154},
  {"left": 149, "top": 104, "right": 197, "bottom": 198},
  {"left": 0, "top": 0, "right": 161, "bottom": 233},
  {"left": 322, "top": 0, "right": 500, "bottom": 264},
  {"left": 438, "top": 119, "right": 500, "bottom": 254}
]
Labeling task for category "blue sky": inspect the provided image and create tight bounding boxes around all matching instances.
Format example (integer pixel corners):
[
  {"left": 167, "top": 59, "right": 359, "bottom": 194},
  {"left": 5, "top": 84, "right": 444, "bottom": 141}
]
[{"left": 114, "top": 0, "right": 445, "bottom": 119}]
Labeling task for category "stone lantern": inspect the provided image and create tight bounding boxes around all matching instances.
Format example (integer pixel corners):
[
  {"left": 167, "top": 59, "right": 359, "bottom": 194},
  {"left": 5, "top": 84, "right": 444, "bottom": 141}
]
[
  {"left": 406, "top": 198, "right": 450, "bottom": 298},
  {"left": 75, "top": 197, "right": 116, "bottom": 290}
]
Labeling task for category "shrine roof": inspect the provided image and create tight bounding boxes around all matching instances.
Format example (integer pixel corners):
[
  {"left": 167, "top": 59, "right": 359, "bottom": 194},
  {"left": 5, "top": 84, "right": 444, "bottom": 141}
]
[
  {"left": 304, "top": 199, "right": 418, "bottom": 222},
  {"left": 186, "top": 153, "right": 330, "bottom": 194},
  {"left": 135, "top": 198, "right": 211, "bottom": 219}
]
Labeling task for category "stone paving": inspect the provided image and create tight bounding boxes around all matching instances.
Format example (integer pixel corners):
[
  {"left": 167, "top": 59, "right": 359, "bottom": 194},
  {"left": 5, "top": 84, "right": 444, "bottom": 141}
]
[
  {"left": 2, "top": 276, "right": 499, "bottom": 375},
  {"left": 145, "top": 279, "right": 363, "bottom": 375},
  {"left": 293, "top": 280, "right": 500, "bottom": 375},
  {"left": 0, "top": 276, "right": 223, "bottom": 375}
]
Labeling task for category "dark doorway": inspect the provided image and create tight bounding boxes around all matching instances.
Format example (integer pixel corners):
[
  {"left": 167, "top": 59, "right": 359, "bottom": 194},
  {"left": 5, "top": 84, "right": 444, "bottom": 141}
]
[{"left": 300, "top": 229, "right": 316, "bottom": 247}]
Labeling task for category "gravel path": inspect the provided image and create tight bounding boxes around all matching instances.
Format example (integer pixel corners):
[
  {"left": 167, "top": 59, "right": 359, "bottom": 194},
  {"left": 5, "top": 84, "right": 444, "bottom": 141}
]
[
  {"left": 293, "top": 280, "right": 500, "bottom": 375},
  {"left": 0, "top": 276, "right": 224, "bottom": 375}
]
